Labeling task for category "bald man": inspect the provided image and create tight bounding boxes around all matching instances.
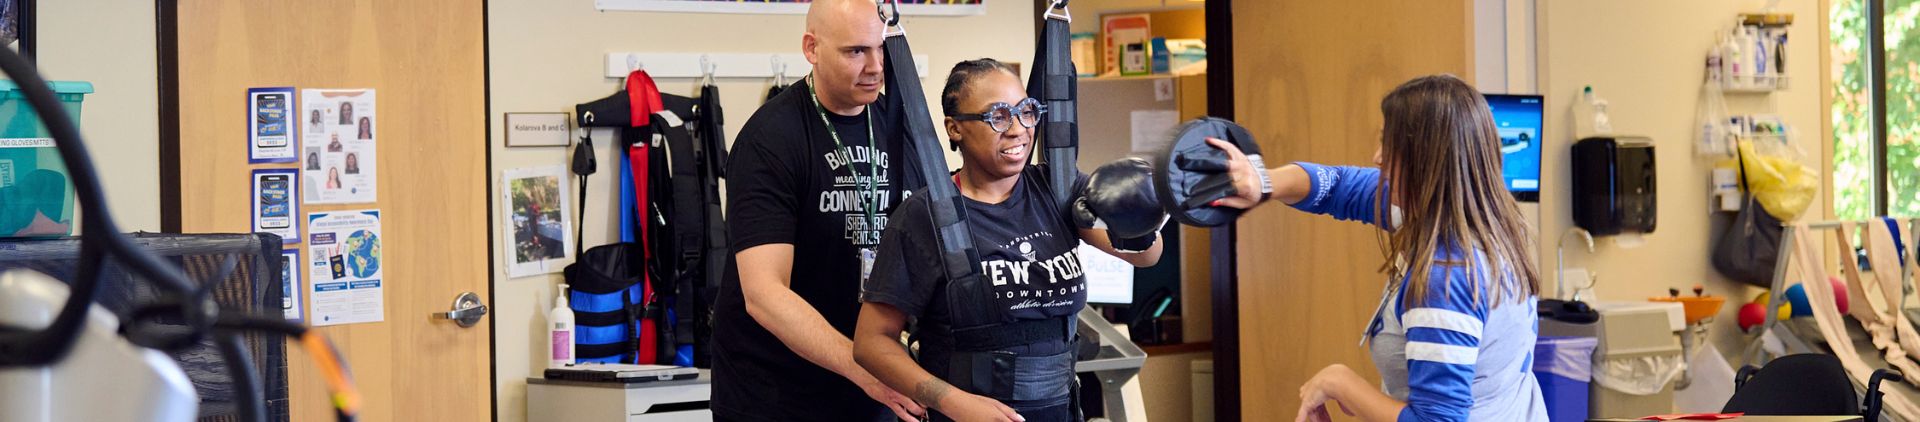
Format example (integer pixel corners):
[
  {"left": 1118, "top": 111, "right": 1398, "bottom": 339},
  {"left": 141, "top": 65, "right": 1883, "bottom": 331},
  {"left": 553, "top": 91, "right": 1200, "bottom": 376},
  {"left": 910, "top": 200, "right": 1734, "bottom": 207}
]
[{"left": 710, "top": 1, "right": 924, "bottom": 421}]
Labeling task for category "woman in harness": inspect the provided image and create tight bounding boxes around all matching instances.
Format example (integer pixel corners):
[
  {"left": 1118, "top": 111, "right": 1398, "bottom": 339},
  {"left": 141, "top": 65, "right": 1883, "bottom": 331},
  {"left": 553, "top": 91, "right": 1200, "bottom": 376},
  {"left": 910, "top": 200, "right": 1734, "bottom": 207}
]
[
  {"left": 1206, "top": 74, "right": 1548, "bottom": 422},
  {"left": 852, "top": 58, "right": 1165, "bottom": 422}
]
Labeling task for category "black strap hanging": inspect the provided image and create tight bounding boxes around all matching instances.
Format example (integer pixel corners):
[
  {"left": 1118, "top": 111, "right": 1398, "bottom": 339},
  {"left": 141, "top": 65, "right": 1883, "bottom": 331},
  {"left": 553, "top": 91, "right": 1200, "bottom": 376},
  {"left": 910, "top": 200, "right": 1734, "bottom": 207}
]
[
  {"left": 1030, "top": 6, "right": 1084, "bottom": 418},
  {"left": 879, "top": 1, "right": 984, "bottom": 289},
  {"left": 571, "top": 130, "right": 597, "bottom": 257},
  {"left": 1029, "top": 0, "right": 1079, "bottom": 211},
  {"left": 694, "top": 83, "right": 730, "bottom": 292}
]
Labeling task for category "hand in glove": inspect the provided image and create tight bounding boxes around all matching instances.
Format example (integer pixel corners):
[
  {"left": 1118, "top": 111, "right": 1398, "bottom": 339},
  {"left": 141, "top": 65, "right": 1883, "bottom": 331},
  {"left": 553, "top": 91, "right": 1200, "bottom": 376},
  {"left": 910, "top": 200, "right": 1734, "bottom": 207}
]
[{"left": 1073, "top": 157, "right": 1168, "bottom": 253}]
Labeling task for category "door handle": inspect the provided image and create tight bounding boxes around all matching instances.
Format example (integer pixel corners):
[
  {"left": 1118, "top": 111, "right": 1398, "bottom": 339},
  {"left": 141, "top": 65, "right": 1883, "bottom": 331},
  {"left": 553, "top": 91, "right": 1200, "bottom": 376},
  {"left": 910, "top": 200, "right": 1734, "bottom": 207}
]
[{"left": 433, "top": 291, "right": 488, "bottom": 328}]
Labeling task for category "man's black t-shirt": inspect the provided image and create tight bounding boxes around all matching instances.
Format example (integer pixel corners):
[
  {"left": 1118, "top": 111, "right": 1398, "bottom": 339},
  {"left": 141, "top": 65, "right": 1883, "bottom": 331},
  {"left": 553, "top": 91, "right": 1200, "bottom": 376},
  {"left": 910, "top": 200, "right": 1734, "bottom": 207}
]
[
  {"left": 712, "top": 79, "right": 908, "bottom": 422},
  {"left": 860, "top": 165, "right": 1090, "bottom": 414}
]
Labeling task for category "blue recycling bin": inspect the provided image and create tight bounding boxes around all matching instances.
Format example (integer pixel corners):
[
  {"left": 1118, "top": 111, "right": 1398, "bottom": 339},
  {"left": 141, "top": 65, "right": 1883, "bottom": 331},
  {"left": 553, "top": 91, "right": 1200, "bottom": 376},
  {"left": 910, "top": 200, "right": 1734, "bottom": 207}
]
[{"left": 1534, "top": 336, "right": 1598, "bottom": 422}]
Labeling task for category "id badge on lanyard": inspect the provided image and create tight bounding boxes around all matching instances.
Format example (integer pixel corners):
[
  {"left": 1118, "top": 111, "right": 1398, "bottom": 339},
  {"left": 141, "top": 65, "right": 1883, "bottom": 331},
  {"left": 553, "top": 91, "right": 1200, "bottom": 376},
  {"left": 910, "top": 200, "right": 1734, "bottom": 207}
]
[
  {"left": 1360, "top": 282, "right": 1395, "bottom": 347},
  {"left": 859, "top": 247, "right": 877, "bottom": 283}
]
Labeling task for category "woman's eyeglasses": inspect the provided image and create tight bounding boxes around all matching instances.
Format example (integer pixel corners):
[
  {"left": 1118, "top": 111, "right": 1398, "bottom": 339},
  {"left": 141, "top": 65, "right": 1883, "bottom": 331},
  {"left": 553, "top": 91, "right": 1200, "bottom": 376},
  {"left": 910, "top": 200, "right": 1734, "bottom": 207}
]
[{"left": 949, "top": 98, "right": 1047, "bottom": 133}]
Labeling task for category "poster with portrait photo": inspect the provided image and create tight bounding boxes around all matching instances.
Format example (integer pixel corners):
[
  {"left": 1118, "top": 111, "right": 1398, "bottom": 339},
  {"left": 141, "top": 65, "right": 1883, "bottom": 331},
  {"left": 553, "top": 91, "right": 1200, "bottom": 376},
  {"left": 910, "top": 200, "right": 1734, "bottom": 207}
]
[
  {"left": 502, "top": 166, "right": 571, "bottom": 278},
  {"left": 301, "top": 88, "right": 377, "bottom": 204}
]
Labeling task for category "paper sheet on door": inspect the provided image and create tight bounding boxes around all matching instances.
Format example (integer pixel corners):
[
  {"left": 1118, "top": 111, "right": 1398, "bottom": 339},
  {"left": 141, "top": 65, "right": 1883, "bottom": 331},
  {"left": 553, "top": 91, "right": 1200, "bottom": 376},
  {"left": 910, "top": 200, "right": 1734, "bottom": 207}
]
[
  {"left": 282, "top": 249, "right": 304, "bottom": 321},
  {"left": 301, "top": 89, "right": 378, "bottom": 204},
  {"left": 248, "top": 87, "right": 298, "bottom": 163},
  {"left": 308, "top": 210, "right": 384, "bottom": 326},
  {"left": 251, "top": 169, "right": 300, "bottom": 245},
  {"left": 1130, "top": 110, "right": 1179, "bottom": 153}
]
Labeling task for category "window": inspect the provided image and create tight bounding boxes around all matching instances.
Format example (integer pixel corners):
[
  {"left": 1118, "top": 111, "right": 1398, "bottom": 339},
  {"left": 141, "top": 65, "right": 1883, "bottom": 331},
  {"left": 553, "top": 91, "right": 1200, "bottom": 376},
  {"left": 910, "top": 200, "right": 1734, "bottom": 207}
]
[{"left": 1832, "top": 0, "right": 1920, "bottom": 219}]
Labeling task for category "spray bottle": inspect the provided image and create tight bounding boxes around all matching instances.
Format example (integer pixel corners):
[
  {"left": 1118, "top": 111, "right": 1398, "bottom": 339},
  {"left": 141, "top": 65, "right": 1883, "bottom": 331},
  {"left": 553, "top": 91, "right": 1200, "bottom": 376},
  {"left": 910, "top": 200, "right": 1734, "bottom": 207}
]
[{"left": 1573, "top": 86, "right": 1612, "bottom": 140}]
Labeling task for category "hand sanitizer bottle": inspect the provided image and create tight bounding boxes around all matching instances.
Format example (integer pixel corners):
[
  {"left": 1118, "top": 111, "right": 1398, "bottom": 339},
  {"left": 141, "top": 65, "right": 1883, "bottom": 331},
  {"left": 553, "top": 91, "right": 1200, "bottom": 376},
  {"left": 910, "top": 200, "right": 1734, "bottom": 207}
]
[{"left": 550, "top": 283, "right": 576, "bottom": 368}]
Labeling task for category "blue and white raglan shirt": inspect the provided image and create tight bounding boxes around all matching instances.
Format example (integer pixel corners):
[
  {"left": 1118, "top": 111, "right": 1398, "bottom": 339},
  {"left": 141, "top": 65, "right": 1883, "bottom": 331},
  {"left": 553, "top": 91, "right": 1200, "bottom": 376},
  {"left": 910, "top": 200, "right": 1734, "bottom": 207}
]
[{"left": 1289, "top": 162, "right": 1548, "bottom": 422}]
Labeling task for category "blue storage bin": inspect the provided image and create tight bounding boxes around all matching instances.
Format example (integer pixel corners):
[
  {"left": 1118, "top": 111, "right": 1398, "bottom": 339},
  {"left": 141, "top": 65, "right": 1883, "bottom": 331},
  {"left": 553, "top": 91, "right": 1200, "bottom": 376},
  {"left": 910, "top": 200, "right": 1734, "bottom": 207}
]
[
  {"left": 0, "top": 80, "right": 91, "bottom": 238},
  {"left": 1534, "top": 336, "right": 1599, "bottom": 422}
]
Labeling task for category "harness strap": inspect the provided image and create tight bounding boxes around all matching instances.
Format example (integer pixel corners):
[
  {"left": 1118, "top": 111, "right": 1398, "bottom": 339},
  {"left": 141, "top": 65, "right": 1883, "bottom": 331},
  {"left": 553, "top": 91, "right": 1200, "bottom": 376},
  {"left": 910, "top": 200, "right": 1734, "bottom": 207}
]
[
  {"left": 882, "top": 23, "right": 983, "bottom": 287},
  {"left": 1031, "top": 7, "right": 1079, "bottom": 211},
  {"left": 949, "top": 349, "right": 1076, "bottom": 403},
  {"left": 920, "top": 316, "right": 1071, "bottom": 352}
]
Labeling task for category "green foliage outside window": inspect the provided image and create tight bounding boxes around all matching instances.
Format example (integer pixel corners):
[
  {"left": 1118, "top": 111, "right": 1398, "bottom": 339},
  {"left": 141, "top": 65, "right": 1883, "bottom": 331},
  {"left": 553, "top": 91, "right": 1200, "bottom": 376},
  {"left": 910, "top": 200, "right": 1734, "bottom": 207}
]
[{"left": 1832, "top": 0, "right": 1920, "bottom": 219}]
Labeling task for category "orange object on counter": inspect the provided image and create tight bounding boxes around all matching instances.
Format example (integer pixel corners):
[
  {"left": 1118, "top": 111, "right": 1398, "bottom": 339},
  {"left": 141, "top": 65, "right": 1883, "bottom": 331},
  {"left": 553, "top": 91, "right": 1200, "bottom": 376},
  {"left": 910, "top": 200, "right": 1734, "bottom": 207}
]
[{"left": 1651, "top": 295, "right": 1728, "bottom": 325}]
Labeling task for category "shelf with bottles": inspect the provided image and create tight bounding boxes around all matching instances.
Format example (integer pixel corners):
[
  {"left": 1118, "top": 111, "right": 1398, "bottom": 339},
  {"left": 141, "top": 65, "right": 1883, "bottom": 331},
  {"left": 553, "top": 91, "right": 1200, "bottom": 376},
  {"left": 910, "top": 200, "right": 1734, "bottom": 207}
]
[
  {"left": 1720, "top": 73, "right": 1790, "bottom": 93},
  {"left": 1707, "top": 13, "right": 1793, "bottom": 94},
  {"left": 1697, "top": 114, "right": 1796, "bottom": 159}
]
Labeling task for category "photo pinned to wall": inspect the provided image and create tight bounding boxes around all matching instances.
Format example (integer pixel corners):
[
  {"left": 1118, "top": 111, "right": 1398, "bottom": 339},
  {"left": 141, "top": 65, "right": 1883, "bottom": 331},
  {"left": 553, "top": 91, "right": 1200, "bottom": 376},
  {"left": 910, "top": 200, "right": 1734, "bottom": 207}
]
[
  {"left": 251, "top": 168, "right": 300, "bottom": 245},
  {"left": 248, "top": 87, "right": 299, "bottom": 163},
  {"left": 301, "top": 88, "right": 377, "bottom": 204},
  {"left": 307, "top": 210, "right": 384, "bottom": 326},
  {"left": 594, "top": 0, "right": 982, "bottom": 16},
  {"left": 502, "top": 166, "right": 571, "bottom": 278},
  {"left": 281, "top": 249, "right": 303, "bottom": 321}
]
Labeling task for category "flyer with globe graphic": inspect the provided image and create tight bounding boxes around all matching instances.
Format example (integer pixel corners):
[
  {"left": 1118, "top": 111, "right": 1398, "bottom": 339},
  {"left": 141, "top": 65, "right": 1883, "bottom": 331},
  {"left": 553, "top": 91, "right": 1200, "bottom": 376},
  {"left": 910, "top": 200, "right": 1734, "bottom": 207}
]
[{"left": 307, "top": 210, "right": 384, "bottom": 326}]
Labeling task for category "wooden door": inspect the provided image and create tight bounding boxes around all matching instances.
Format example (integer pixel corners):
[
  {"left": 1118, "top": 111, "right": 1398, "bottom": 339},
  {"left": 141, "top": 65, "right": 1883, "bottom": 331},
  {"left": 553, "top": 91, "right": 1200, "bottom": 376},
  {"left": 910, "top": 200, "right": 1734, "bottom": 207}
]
[
  {"left": 1230, "top": 0, "right": 1472, "bottom": 418},
  {"left": 175, "top": 1, "right": 491, "bottom": 421}
]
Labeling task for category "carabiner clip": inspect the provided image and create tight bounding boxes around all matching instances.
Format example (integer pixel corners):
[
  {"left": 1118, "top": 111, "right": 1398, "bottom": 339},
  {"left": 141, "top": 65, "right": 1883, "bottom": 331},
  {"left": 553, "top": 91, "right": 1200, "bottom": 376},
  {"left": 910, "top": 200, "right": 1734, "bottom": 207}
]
[
  {"left": 878, "top": 0, "right": 906, "bottom": 36},
  {"left": 877, "top": 0, "right": 902, "bottom": 27},
  {"left": 1045, "top": 0, "right": 1071, "bottom": 23}
]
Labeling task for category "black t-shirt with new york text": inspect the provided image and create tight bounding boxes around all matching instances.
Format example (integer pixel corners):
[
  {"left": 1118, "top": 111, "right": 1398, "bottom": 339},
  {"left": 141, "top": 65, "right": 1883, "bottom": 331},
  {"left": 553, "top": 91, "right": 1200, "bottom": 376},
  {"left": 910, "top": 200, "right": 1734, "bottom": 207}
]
[
  {"left": 860, "top": 165, "right": 1090, "bottom": 413},
  {"left": 711, "top": 79, "right": 908, "bottom": 422}
]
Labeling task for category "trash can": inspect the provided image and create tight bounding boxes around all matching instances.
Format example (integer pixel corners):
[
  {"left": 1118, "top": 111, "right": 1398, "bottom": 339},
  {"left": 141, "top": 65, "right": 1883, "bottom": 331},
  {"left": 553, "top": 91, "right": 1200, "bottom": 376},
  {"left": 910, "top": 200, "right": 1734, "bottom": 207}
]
[
  {"left": 0, "top": 80, "right": 91, "bottom": 238},
  {"left": 1534, "top": 336, "right": 1599, "bottom": 422}
]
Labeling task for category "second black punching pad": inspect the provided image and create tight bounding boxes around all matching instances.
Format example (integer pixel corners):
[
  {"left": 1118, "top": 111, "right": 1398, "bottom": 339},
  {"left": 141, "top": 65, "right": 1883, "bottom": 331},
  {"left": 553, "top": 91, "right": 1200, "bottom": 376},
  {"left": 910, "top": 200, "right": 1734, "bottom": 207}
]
[{"left": 1152, "top": 117, "right": 1262, "bottom": 227}]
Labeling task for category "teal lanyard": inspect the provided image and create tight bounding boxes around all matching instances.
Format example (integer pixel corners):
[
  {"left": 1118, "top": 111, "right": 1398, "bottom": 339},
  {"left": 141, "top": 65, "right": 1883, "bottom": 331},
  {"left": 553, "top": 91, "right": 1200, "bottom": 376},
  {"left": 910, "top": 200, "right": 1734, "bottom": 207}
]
[{"left": 806, "top": 75, "right": 881, "bottom": 241}]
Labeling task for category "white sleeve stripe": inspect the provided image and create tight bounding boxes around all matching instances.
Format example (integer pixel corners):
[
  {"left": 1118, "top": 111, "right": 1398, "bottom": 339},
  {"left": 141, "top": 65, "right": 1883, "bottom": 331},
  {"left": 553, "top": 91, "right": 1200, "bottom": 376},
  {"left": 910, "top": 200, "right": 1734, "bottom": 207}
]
[
  {"left": 1406, "top": 341, "right": 1478, "bottom": 365},
  {"left": 1403, "top": 308, "right": 1484, "bottom": 338}
]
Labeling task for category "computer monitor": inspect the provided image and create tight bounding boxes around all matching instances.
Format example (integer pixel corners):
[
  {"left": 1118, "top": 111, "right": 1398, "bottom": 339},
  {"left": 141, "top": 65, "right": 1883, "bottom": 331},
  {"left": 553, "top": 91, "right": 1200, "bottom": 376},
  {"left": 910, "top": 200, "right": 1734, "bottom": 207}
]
[
  {"left": 1080, "top": 241, "right": 1135, "bottom": 304},
  {"left": 1484, "top": 94, "right": 1543, "bottom": 202}
]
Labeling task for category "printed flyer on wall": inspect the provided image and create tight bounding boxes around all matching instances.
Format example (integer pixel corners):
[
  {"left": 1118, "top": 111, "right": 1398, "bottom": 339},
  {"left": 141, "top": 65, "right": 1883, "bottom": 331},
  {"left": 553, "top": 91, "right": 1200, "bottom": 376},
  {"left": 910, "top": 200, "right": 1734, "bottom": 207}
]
[
  {"left": 282, "top": 249, "right": 303, "bottom": 321},
  {"left": 307, "top": 210, "right": 384, "bottom": 326},
  {"left": 301, "top": 88, "right": 378, "bottom": 204},
  {"left": 248, "top": 87, "right": 298, "bottom": 163},
  {"left": 251, "top": 169, "right": 300, "bottom": 245}
]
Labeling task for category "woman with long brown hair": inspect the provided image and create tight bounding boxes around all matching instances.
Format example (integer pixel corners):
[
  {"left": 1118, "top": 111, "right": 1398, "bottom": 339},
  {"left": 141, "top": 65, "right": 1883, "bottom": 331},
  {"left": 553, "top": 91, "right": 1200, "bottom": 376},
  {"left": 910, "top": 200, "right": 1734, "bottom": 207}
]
[{"left": 1208, "top": 75, "right": 1546, "bottom": 421}]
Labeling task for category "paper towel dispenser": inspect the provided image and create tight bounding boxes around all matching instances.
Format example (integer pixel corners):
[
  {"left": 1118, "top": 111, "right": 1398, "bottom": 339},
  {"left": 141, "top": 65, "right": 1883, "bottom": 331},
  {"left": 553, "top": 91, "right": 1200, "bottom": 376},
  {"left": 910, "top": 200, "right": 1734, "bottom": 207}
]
[{"left": 1571, "top": 136, "right": 1656, "bottom": 236}]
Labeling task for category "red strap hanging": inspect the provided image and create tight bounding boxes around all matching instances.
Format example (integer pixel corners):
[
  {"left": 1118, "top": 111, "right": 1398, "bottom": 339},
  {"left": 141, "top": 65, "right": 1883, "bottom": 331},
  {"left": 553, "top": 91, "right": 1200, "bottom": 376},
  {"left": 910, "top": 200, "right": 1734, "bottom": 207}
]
[
  {"left": 626, "top": 70, "right": 664, "bottom": 128},
  {"left": 626, "top": 69, "right": 661, "bottom": 364},
  {"left": 629, "top": 142, "right": 657, "bottom": 363}
]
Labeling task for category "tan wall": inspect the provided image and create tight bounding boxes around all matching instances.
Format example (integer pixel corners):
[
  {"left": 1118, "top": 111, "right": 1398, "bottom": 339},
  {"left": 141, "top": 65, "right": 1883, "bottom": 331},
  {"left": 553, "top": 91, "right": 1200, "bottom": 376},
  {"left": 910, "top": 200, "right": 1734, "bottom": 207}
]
[
  {"left": 34, "top": 0, "right": 161, "bottom": 231},
  {"left": 484, "top": 2, "right": 1038, "bottom": 421},
  {"left": 1140, "top": 350, "right": 1211, "bottom": 422},
  {"left": 1537, "top": 0, "right": 1825, "bottom": 365}
]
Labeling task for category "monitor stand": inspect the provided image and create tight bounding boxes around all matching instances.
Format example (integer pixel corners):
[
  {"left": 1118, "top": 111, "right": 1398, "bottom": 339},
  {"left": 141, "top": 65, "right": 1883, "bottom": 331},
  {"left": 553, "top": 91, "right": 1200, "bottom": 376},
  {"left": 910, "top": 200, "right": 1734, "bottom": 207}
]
[{"left": 1075, "top": 306, "right": 1148, "bottom": 422}]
